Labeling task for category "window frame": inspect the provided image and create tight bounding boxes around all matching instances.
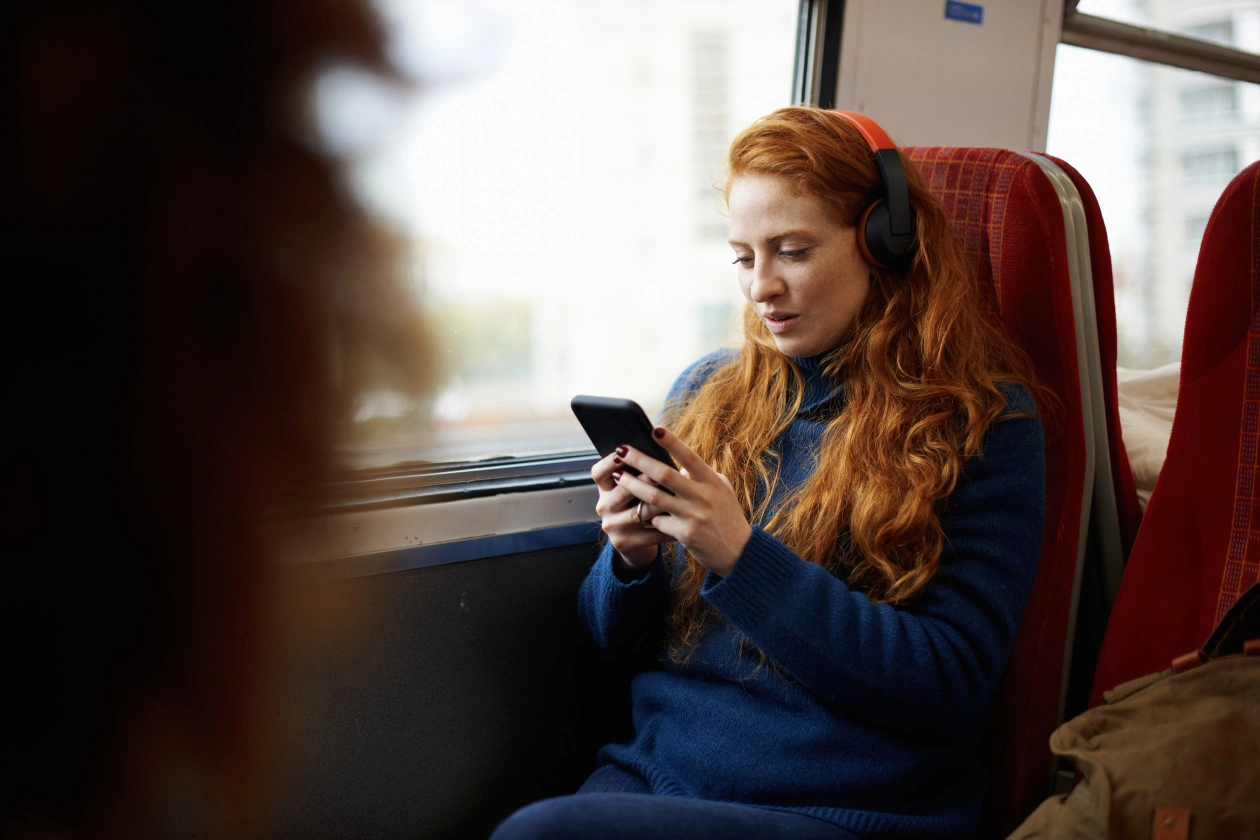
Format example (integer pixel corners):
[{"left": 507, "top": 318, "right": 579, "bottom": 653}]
[{"left": 1060, "top": 11, "right": 1260, "bottom": 86}]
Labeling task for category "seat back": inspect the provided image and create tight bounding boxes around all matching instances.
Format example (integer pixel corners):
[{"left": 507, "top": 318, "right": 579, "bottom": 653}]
[
  {"left": 1041, "top": 155, "right": 1144, "bottom": 559},
  {"left": 905, "top": 146, "right": 1091, "bottom": 838},
  {"left": 1025, "top": 153, "right": 1139, "bottom": 718},
  {"left": 1090, "top": 161, "right": 1260, "bottom": 704}
]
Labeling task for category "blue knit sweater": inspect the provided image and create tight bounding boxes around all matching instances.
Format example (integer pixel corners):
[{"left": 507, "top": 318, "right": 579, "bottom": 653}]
[{"left": 578, "top": 350, "right": 1047, "bottom": 839}]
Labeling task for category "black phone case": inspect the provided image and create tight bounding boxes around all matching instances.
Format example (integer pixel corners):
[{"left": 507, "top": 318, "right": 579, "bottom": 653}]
[{"left": 570, "top": 395, "right": 675, "bottom": 471}]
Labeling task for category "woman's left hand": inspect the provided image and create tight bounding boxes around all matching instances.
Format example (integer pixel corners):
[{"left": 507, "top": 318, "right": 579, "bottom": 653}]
[{"left": 613, "top": 426, "right": 753, "bottom": 577}]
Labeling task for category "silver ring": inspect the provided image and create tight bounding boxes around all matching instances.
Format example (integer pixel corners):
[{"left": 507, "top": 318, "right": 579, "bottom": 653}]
[{"left": 635, "top": 501, "right": 651, "bottom": 529}]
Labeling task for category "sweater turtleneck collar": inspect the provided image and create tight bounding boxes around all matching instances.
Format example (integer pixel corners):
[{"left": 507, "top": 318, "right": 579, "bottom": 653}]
[{"left": 789, "top": 353, "right": 846, "bottom": 415}]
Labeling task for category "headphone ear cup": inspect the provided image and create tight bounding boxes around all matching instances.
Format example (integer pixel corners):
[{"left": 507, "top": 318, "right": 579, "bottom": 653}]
[
  {"left": 858, "top": 199, "right": 914, "bottom": 271},
  {"left": 858, "top": 200, "right": 893, "bottom": 270}
]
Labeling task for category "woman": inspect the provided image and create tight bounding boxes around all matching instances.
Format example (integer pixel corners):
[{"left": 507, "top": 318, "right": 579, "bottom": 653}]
[{"left": 493, "top": 106, "right": 1047, "bottom": 840}]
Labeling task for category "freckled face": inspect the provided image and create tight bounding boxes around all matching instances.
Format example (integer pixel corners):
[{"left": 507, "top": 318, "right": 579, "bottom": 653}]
[{"left": 728, "top": 174, "right": 872, "bottom": 358}]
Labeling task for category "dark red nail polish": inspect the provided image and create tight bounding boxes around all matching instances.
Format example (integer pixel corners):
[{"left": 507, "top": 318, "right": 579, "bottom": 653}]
[
  {"left": 613, "top": 456, "right": 623, "bottom": 465},
  {"left": 612, "top": 471, "right": 623, "bottom": 481},
  {"left": 615, "top": 445, "right": 628, "bottom": 457},
  {"left": 653, "top": 427, "right": 666, "bottom": 440}
]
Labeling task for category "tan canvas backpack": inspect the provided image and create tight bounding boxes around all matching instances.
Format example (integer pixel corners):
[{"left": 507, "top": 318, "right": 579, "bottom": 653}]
[{"left": 1010, "top": 582, "right": 1260, "bottom": 840}]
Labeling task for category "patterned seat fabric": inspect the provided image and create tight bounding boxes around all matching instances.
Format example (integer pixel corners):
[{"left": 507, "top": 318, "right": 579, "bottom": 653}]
[
  {"left": 1090, "top": 161, "right": 1260, "bottom": 704},
  {"left": 906, "top": 146, "right": 1089, "bottom": 839}
]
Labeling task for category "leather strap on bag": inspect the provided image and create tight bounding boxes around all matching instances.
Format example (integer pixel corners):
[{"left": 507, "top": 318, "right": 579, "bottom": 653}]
[
  {"left": 1168, "top": 581, "right": 1260, "bottom": 674},
  {"left": 1199, "top": 581, "right": 1260, "bottom": 660},
  {"left": 1151, "top": 806, "right": 1191, "bottom": 840}
]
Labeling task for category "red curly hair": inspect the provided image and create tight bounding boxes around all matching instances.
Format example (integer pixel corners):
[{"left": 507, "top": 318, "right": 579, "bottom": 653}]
[{"left": 662, "top": 106, "right": 1043, "bottom": 658}]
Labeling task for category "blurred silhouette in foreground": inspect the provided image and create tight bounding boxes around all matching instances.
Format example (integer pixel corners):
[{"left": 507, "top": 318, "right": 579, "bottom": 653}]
[{"left": 2, "top": 0, "right": 434, "bottom": 837}]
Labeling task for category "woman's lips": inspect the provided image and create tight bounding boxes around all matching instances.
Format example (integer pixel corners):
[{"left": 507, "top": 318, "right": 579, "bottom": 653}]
[{"left": 763, "top": 313, "right": 799, "bottom": 334}]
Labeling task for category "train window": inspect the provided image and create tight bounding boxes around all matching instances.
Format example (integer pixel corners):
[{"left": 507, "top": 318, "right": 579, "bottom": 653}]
[
  {"left": 1183, "top": 147, "right": 1241, "bottom": 182},
  {"left": 1048, "top": 0, "right": 1259, "bottom": 369},
  {"left": 1073, "top": 0, "right": 1246, "bottom": 45},
  {"left": 1184, "top": 19, "right": 1235, "bottom": 48},
  {"left": 313, "top": 0, "right": 799, "bottom": 486},
  {"left": 315, "top": 0, "right": 1258, "bottom": 500},
  {"left": 1179, "top": 81, "right": 1240, "bottom": 122}
]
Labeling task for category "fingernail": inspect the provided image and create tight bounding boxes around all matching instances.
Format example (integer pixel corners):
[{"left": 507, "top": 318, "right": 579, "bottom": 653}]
[
  {"left": 653, "top": 427, "right": 666, "bottom": 440},
  {"left": 615, "top": 445, "right": 628, "bottom": 457},
  {"left": 613, "top": 456, "right": 622, "bottom": 465},
  {"left": 612, "top": 471, "right": 623, "bottom": 481}
]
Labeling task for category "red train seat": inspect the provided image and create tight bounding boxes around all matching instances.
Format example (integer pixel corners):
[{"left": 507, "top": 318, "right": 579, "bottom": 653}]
[
  {"left": 1090, "top": 160, "right": 1260, "bottom": 703},
  {"left": 906, "top": 146, "right": 1091, "bottom": 838}
]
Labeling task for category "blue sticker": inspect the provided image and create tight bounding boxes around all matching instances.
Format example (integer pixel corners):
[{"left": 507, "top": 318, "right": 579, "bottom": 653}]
[{"left": 945, "top": 1, "right": 984, "bottom": 24}]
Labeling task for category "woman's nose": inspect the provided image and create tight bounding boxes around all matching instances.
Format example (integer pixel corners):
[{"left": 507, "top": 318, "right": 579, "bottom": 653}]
[{"left": 748, "top": 261, "right": 785, "bottom": 302}]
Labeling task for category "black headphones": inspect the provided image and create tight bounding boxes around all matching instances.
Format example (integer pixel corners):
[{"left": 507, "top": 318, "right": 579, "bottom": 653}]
[{"left": 832, "top": 111, "right": 917, "bottom": 272}]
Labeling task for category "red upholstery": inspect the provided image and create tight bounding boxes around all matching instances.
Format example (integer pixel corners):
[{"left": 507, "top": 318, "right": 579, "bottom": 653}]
[
  {"left": 906, "top": 147, "right": 1089, "bottom": 839},
  {"left": 1090, "top": 161, "right": 1260, "bottom": 704},
  {"left": 1043, "top": 155, "right": 1144, "bottom": 557}
]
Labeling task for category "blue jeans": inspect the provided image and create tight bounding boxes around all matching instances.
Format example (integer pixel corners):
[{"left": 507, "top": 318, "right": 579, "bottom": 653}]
[{"left": 488, "top": 765, "right": 862, "bottom": 840}]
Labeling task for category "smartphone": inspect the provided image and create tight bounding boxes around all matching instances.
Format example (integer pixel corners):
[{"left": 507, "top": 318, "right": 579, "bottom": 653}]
[{"left": 570, "top": 395, "right": 676, "bottom": 475}]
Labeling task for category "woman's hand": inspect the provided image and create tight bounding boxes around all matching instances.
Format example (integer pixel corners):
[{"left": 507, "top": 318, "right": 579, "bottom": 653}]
[
  {"left": 612, "top": 426, "right": 753, "bottom": 578},
  {"left": 592, "top": 450, "right": 673, "bottom": 576}
]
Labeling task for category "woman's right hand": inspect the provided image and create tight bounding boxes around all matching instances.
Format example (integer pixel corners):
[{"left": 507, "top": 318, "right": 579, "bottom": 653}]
[{"left": 592, "top": 448, "right": 671, "bottom": 575}]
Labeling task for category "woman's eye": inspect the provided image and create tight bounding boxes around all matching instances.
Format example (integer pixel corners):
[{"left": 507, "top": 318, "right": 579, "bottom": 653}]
[
  {"left": 731, "top": 255, "right": 753, "bottom": 266},
  {"left": 779, "top": 248, "right": 808, "bottom": 259}
]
